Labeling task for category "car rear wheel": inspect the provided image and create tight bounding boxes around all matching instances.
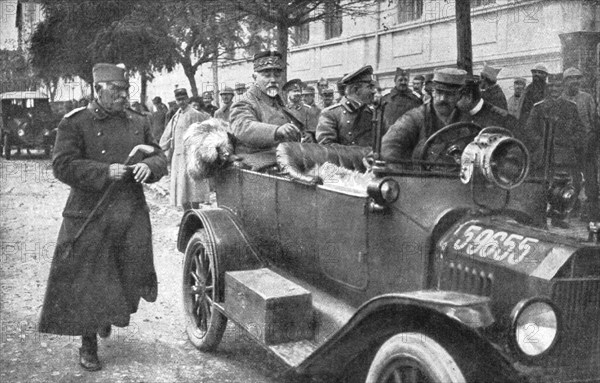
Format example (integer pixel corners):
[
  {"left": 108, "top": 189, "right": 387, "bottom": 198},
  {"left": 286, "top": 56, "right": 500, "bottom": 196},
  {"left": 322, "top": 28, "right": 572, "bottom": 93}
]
[
  {"left": 365, "top": 333, "right": 466, "bottom": 383},
  {"left": 182, "top": 231, "right": 227, "bottom": 351},
  {"left": 3, "top": 134, "right": 11, "bottom": 160}
]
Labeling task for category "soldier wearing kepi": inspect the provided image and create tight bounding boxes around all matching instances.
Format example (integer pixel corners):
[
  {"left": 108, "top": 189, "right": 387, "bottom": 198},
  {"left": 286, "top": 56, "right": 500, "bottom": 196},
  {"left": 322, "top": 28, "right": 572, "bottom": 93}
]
[
  {"left": 229, "top": 51, "right": 303, "bottom": 153},
  {"left": 39, "top": 63, "right": 168, "bottom": 371},
  {"left": 319, "top": 88, "right": 335, "bottom": 109},
  {"left": 214, "top": 86, "right": 235, "bottom": 122},
  {"left": 381, "top": 68, "right": 423, "bottom": 129},
  {"left": 524, "top": 73, "right": 586, "bottom": 228},
  {"left": 302, "top": 85, "right": 321, "bottom": 133},
  {"left": 316, "top": 65, "right": 377, "bottom": 146},
  {"left": 381, "top": 68, "right": 467, "bottom": 161}
]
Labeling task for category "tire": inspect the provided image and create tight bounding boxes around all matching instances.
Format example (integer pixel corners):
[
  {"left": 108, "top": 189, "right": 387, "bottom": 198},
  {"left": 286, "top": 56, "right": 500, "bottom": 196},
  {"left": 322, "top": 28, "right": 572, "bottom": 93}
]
[
  {"left": 182, "top": 231, "right": 227, "bottom": 351},
  {"left": 365, "top": 333, "right": 466, "bottom": 383},
  {"left": 3, "top": 134, "right": 11, "bottom": 160}
]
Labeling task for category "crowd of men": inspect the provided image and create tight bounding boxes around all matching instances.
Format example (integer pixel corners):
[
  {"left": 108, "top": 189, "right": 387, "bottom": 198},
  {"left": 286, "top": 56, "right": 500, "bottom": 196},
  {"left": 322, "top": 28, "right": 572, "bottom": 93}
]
[{"left": 146, "top": 51, "right": 598, "bottom": 224}]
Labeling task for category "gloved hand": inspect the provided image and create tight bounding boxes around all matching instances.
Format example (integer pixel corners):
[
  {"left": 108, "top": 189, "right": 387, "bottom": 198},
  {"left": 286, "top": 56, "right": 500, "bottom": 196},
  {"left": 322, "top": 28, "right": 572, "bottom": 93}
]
[{"left": 275, "top": 123, "right": 301, "bottom": 142}]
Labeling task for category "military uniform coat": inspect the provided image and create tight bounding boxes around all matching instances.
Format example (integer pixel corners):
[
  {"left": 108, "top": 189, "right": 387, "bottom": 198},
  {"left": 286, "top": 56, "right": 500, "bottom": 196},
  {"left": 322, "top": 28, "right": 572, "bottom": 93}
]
[
  {"left": 316, "top": 96, "right": 374, "bottom": 147},
  {"left": 519, "top": 80, "right": 546, "bottom": 125},
  {"left": 214, "top": 103, "right": 232, "bottom": 122},
  {"left": 160, "top": 105, "right": 211, "bottom": 207},
  {"left": 39, "top": 101, "right": 168, "bottom": 336},
  {"left": 229, "top": 85, "right": 297, "bottom": 153},
  {"left": 304, "top": 103, "right": 321, "bottom": 132},
  {"left": 481, "top": 83, "right": 508, "bottom": 111},
  {"left": 381, "top": 88, "right": 423, "bottom": 129},
  {"left": 524, "top": 97, "right": 585, "bottom": 167},
  {"left": 381, "top": 101, "right": 466, "bottom": 162},
  {"left": 469, "top": 99, "right": 518, "bottom": 131}
]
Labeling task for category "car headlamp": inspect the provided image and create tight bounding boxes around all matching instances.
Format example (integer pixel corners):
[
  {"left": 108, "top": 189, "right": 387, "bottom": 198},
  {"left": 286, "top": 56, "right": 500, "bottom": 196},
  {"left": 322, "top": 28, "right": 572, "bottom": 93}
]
[
  {"left": 461, "top": 131, "right": 529, "bottom": 190},
  {"left": 510, "top": 298, "right": 560, "bottom": 359},
  {"left": 367, "top": 177, "right": 400, "bottom": 206},
  {"left": 547, "top": 172, "right": 577, "bottom": 216}
]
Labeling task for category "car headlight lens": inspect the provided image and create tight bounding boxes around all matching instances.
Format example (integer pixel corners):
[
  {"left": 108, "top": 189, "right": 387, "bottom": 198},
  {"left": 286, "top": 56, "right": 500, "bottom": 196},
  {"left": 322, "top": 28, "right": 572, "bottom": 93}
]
[
  {"left": 461, "top": 132, "right": 529, "bottom": 190},
  {"left": 367, "top": 177, "right": 400, "bottom": 205},
  {"left": 511, "top": 299, "right": 560, "bottom": 358}
]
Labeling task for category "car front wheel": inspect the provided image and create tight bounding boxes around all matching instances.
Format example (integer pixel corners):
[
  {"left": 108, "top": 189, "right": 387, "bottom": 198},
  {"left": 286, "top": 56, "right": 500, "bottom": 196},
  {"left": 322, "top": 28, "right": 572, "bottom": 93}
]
[
  {"left": 365, "top": 333, "right": 466, "bottom": 383},
  {"left": 182, "top": 231, "right": 227, "bottom": 351}
]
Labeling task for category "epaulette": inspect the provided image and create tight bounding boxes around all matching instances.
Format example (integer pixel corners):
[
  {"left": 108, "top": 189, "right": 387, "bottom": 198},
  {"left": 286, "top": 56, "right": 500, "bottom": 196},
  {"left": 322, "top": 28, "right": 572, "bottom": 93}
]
[
  {"left": 64, "top": 106, "right": 86, "bottom": 118},
  {"left": 533, "top": 100, "right": 545, "bottom": 107},
  {"left": 322, "top": 103, "right": 342, "bottom": 112}
]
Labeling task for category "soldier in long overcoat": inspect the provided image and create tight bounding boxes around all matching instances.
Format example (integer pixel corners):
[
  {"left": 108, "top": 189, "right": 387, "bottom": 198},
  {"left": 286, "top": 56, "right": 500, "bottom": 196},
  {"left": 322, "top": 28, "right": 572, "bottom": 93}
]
[
  {"left": 160, "top": 88, "right": 210, "bottom": 209},
  {"left": 524, "top": 73, "right": 586, "bottom": 227},
  {"left": 38, "top": 63, "right": 168, "bottom": 371},
  {"left": 316, "top": 65, "right": 377, "bottom": 147},
  {"left": 381, "top": 68, "right": 423, "bottom": 129},
  {"left": 229, "top": 51, "right": 303, "bottom": 154}
]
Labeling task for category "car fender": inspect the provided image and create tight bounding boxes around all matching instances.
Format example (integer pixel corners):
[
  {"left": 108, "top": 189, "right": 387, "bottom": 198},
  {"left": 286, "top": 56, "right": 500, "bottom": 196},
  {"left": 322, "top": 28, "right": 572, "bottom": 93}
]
[
  {"left": 177, "top": 207, "right": 264, "bottom": 297},
  {"left": 299, "top": 291, "right": 520, "bottom": 383}
]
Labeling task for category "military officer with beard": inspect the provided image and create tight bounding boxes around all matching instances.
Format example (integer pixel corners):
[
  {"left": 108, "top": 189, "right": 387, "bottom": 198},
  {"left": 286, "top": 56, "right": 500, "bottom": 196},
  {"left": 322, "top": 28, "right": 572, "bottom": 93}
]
[
  {"left": 316, "top": 65, "right": 377, "bottom": 147},
  {"left": 229, "top": 51, "right": 303, "bottom": 153},
  {"left": 381, "top": 68, "right": 467, "bottom": 161}
]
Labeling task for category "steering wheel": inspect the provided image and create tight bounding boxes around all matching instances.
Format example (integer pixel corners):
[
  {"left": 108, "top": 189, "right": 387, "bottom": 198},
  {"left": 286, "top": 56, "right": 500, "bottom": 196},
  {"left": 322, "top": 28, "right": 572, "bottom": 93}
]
[{"left": 417, "top": 122, "right": 482, "bottom": 163}]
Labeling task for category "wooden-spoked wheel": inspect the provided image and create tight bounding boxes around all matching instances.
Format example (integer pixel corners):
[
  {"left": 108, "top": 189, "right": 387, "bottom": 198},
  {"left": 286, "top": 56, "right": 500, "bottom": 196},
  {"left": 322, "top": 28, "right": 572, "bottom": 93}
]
[
  {"left": 365, "top": 333, "right": 466, "bottom": 383},
  {"left": 182, "top": 231, "right": 227, "bottom": 351}
]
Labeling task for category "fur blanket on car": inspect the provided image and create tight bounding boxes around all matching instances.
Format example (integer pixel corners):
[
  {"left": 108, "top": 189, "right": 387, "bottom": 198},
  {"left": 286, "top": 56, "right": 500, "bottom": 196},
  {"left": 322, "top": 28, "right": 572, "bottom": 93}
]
[{"left": 183, "top": 118, "right": 238, "bottom": 179}]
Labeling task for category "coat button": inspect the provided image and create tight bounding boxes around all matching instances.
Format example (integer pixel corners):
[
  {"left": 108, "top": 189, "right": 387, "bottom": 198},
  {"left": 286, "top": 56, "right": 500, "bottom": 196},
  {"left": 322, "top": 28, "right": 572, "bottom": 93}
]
[
  {"left": 343, "top": 111, "right": 346, "bottom": 114},
  {"left": 352, "top": 142, "right": 356, "bottom": 145},
  {"left": 97, "top": 132, "right": 102, "bottom": 136},
  {"left": 134, "top": 130, "right": 139, "bottom": 135},
  {"left": 101, "top": 150, "right": 106, "bottom": 154},
  {"left": 348, "top": 132, "right": 352, "bottom": 136},
  {"left": 346, "top": 120, "right": 350, "bottom": 123}
]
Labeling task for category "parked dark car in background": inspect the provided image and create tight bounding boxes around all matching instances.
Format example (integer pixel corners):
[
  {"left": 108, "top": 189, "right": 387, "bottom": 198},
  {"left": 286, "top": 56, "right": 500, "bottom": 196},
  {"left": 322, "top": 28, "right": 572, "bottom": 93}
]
[{"left": 0, "top": 91, "right": 61, "bottom": 159}]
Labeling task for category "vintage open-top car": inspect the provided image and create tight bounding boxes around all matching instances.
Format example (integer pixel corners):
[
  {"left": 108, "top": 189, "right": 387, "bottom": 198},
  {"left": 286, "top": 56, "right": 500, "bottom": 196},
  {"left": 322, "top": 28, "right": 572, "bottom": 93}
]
[
  {"left": 0, "top": 91, "right": 60, "bottom": 159},
  {"left": 176, "top": 118, "right": 599, "bottom": 383}
]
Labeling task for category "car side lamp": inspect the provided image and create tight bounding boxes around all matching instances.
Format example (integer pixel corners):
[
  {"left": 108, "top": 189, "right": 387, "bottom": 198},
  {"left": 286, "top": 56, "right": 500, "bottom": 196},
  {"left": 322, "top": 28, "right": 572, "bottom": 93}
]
[{"left": 367, "top": 177, "right": 400, "bottom": 213}]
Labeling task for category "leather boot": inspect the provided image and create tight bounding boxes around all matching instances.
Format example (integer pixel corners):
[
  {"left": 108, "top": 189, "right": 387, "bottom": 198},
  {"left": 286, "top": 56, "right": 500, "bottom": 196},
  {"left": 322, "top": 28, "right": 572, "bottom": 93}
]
[{"left": 79, "top": 333, "right": 101, "bottom": 371}]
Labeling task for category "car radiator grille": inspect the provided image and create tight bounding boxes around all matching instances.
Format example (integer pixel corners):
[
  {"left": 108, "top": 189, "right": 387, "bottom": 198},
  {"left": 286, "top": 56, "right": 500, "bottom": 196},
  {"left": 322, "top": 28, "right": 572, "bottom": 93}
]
[
  {"left": 439, "top": 261, "right": 493, "bottom": 297},
  {"left": 546, "top": 279, "right": 600, "bottom": 381}
]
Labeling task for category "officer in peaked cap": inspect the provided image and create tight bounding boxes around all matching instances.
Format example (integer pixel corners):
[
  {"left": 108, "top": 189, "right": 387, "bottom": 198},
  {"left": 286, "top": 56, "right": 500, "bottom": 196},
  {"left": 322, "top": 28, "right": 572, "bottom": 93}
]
[
  {"left": 524, "top": 72, "right": 587, "bottom": 227},
  {"left": 214, "top": 86, "right": 235, "bottom": 122},
  {"left": 520, "top": 62, "right": 549, "bottom": 125},
  {"left": 234, "top": 82, "right": 247, "bottom": 95},
  {"left": 316, "top": 65, "right": 377, "bottom": 147},
  {"left": 229, "top": 50, "right": 307, "bottom": 153},
  {"left": 381, "top": 67, "right": 469, "bottom": 162},
  {"left": 282, "top": 78, "right": 311, "bottom": 138},
  {"left": 381, "top": 67, "right": 423, "bottom": 129},
  {"left": 39, "top": 63, "right": 168, "bottom": 372},
  {"left": 480, "top": 63, "right": 508, "bottom": 110}
]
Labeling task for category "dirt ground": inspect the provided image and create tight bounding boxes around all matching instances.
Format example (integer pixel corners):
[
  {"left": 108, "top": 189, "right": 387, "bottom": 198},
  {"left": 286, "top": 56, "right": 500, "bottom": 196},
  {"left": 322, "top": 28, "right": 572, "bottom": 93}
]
[{"left": 0, "top": 153, "right": 292, "bottom": 383}]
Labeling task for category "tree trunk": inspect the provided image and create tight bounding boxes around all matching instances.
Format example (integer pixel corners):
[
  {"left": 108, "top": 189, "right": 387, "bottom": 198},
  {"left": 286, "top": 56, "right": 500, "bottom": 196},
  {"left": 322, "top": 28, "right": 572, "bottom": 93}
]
[
  {"left": 212, "top": 52, "right": 219, "bottom": 107},
  {"left": 276, "top": 23, "right": 289, "bottom": 82},
  {"left": 455, "top": 0, "right": 472, "bottom": 74},
  {"left": 181, "top": 58, "right": 199, "bottom": 97},
  {"left": 140, "top": 71, "right": 147, "bottom": 106}
]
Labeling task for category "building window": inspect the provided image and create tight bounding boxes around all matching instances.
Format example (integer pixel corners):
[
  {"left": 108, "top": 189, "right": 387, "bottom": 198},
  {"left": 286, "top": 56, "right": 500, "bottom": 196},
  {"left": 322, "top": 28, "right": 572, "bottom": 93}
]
[
  {"left": 293, "top": 24, "right": 310, "bottom": 46},
  {"left": 324, "top": 1, "right": 342, "bottom": 40},
  {"left": 471, "top": 0, "right": 496, "bottom": 7},
  {"left": 397, "top": 0, "right": 423, "bottom": 24}
]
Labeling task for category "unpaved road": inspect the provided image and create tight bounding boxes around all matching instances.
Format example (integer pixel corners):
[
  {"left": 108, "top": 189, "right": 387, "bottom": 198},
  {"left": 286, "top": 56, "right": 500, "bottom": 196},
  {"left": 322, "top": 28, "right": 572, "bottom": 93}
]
[{"left": 0, "top": 154, "right": 292, "bottom": 383}]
